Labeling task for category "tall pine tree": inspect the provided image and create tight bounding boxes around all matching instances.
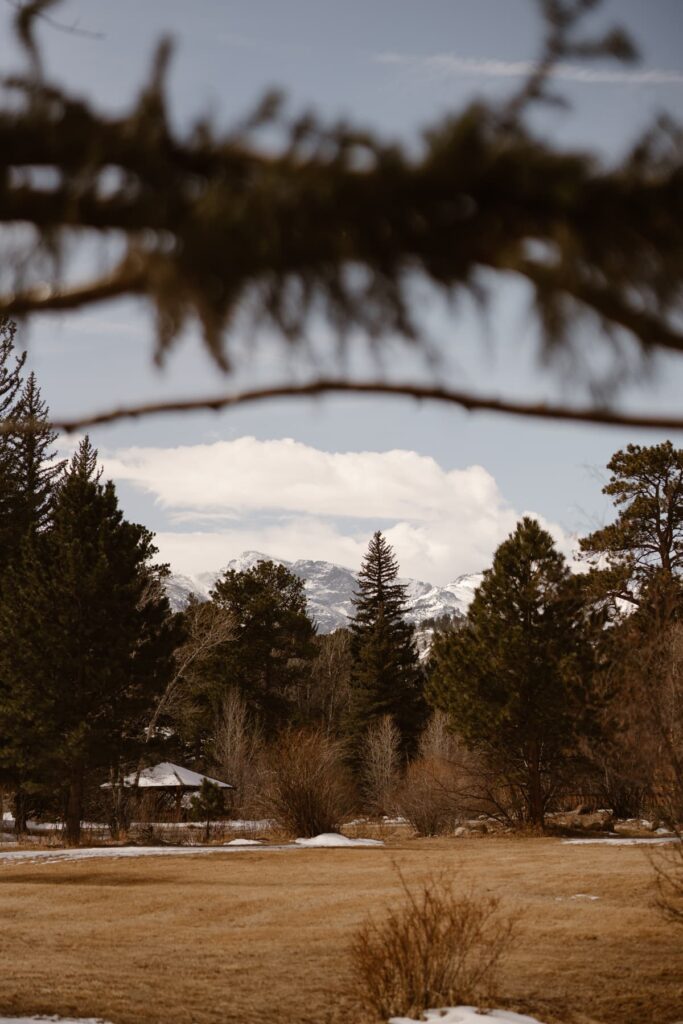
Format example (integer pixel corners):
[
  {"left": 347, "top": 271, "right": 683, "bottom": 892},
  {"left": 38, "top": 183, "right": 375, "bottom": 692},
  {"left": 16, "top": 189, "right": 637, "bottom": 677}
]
[
  {"left": 0, "top": 438, "right": 176, "bottom": 843},
  {"left": 429, "top": 517, "right": 596, "bottom": 826},
  {"left": 0, "top": 318, "right": 27, "bottom": 578},
  {"left": 348, "top": 532, "right": 425, "bottom": 756}
]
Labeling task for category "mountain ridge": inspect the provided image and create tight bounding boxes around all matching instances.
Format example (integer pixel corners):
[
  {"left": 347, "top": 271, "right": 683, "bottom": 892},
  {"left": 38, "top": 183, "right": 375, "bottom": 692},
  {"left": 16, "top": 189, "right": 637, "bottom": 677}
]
[{"left": 166, "top": 550, "right": 481, "bottom": 633}]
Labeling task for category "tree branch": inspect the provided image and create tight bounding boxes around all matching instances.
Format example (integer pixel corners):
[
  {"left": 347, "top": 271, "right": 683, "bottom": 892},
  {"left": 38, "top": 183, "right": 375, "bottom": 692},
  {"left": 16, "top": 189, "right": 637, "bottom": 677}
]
[
  {"left": 1, "top": 265, "right": 147, "bottom": 316},
  {"left": 2, "top": 379, "right": 683, "bottom": 435}
]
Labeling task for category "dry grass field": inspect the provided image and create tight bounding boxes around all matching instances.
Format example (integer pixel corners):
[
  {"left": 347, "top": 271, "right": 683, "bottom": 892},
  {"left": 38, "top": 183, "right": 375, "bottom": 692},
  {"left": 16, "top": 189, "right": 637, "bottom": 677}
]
[{"left": 0, "top": 837, "right": 681, "bottom": 1024}]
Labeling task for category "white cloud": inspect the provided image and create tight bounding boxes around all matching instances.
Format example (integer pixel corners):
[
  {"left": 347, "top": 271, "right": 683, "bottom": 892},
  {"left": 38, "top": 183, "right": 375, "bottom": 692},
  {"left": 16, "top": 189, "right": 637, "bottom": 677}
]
[
  {"left": 374, "top": 52, "right": 683, "bottom": 87},
  {"left": 103, "top": 437, "right": 503, "bottom": 523},
  {"left": 102, "top": 437, "right": 574, "bottom": 584}
]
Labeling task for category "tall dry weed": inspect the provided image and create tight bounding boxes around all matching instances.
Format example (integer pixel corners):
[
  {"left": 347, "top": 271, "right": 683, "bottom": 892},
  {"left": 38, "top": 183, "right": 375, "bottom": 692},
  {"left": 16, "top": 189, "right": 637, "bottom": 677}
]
[{"left": 349, "top": 872, "right": 515, "bottom": 1020}]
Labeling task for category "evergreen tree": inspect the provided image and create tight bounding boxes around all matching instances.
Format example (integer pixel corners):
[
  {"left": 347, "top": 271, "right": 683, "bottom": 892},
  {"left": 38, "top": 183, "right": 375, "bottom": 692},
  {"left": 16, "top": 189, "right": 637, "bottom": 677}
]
[
  {"left": 429, "top": 517, "right": 596, "bottom": 827},
  {"left": 580, "top": 443, "right": 683, "bottom": 817},
  {"left": 0, "top": 438, "right": 176, "bottom": 843},
  {"left": 0, "top": 318, "right": 26, "bottom": 578},
  {"left": 580, "top": 442, "right": 683, "bottom": 610},
  {"left": 348, "top": 532, "right": 425, "bottom": 756},
  {"left": 207, "top": 560, "right": 317, "bottom": 736},
  {"left": 8, "top": 371, "right": 65, "bottom": 539}
]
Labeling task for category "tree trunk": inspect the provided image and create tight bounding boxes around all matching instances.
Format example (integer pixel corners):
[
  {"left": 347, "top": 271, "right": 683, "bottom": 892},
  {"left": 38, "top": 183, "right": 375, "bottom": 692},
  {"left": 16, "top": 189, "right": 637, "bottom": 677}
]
[
  {"left": 13, "top": 787, "right": 27, "bottom": 836},
  {"left": 65, "top": 767, "right": 83, "bottom": 845},
  {"left": 526, "top": 746, "right": 545, "bottom": 827}
]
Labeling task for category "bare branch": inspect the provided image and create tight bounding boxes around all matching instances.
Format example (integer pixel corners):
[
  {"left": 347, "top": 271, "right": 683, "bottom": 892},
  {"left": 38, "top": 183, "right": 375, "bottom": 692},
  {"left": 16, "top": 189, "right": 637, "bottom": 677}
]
[
  {"left": 2, "top": 379, "right": 683, "bottom": 436},
  {"left": 5, "top": 0, "right": 103, "bottom": 41}
]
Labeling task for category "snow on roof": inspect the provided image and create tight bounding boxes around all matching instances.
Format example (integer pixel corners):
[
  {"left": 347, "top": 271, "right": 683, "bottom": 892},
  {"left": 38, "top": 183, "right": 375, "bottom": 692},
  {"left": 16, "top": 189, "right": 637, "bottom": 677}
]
[{"left": 105, "top": 762, "right": 233, "bottom": 790}]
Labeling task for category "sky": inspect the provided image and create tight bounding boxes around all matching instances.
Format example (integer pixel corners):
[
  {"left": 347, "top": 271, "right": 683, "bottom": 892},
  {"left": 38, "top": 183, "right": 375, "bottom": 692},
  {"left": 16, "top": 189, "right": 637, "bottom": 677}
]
[{"left": 2, "top": 0, "right": 683, "bottom": 584}]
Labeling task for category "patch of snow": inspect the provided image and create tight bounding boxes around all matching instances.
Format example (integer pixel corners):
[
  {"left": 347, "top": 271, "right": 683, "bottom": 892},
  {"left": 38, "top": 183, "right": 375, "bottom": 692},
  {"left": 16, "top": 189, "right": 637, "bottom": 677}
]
[
  {"left": 294, "top": 833, "right": 384, "bottom": 847},
  {"left": 555, "top": 894, "right": 600, "bottom": 901},
  {"left": 563, "top": 836, "right": 678, "bottom": 846},
  {"left": 224, "top": 838, "right": 262, "bottom": 846},
  {"left": 224, "top": 818, "right": 275, "bottom": 831},
  {"left": 0, "top": 1018, "right": 112, "bottom": 1023},
  {"left": 0, "top": 844, "right": 296, "bottom": 865},
  {"left": 389, "top": 1007, "right": 546, "bottom": 1024}
]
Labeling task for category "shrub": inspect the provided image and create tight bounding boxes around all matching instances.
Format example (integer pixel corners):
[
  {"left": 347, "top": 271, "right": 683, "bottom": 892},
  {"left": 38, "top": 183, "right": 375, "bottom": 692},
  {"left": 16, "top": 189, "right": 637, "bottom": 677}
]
[
  {"left": 350, "top": 873, "right": 515, "bottom": 1021},
  {"left": 397, "top": 756, "right": 459, "bottom": 836},
  {"left": 653, "top": 835, "right": 683, "bottom": 926},
  {"left": 260, "top": 727, "right": 354, "bottom": 838}
]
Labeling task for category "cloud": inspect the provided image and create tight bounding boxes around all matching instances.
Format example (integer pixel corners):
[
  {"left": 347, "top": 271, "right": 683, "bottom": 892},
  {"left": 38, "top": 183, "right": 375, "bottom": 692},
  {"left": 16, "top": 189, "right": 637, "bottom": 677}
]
[
  {"left": 374, "top": 52, "right": 683, "bottom": 87},
  {"left": 103, "top": 437, "right": 504, "bottom": 523},
  {"left": 102, "top": 437, "right": 574, "bottom": 584}
]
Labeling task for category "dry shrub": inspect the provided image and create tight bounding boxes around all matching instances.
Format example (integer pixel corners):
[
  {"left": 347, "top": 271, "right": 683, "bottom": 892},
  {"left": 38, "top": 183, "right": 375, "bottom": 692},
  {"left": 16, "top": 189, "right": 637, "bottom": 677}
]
[
  {"left": 350, "top": 872, "right": 516, "bottom": 1021},
  {"left": 260, "top": 727, "right": 354, "bottom": 838},
  {"left": 397, "top": 756, "right": 459, "bottom": 836},
  {"left": 653, "top": 836, "right": 683, "bottom": 926},
  {"left": 397, "top": 713, "right": 496, "bottom": 836}
]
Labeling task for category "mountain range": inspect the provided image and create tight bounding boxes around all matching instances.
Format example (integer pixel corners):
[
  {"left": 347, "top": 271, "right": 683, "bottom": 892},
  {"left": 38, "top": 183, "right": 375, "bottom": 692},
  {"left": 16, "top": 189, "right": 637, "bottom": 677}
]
[{"left": 166, "top": 550, "right": 482, "bottom": 633}]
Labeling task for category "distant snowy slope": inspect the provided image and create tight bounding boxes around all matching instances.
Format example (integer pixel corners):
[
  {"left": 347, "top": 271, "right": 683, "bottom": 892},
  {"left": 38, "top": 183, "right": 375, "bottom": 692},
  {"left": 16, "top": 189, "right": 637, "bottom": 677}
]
[{"left": 166, "top": 550, "right": 482, "bottom": 633}]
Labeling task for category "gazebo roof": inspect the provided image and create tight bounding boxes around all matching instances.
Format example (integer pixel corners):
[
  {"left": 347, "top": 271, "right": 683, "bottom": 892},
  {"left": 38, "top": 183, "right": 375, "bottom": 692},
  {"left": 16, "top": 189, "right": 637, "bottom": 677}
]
[{"left": 104, "top": 761, "right": 233, "bottom": 790}]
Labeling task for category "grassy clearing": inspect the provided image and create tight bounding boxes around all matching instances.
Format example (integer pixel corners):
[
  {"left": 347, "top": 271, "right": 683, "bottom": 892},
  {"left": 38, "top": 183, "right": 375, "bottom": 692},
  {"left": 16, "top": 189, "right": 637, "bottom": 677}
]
[{"left": 0, "top": 837, "right": 681, "bottom": 1024}]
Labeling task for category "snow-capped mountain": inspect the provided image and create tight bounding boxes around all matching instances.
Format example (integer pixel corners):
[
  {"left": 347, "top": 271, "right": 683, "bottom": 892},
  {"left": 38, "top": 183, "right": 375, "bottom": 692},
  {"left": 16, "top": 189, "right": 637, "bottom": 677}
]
[{"left": 166, "top": 550, "right": 482, "bottom": 633}]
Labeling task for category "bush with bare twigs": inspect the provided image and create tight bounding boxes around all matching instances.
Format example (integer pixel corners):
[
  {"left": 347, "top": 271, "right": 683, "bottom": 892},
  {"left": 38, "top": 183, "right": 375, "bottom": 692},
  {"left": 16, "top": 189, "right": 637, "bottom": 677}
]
[
  {"left": 397, "top": 756, "right": 459, "bottom": 837},
  {"left": 361, "top": 715, "right": 401, "bottom": 816},
  {"left": 260, "top": 728, "right": 354, "bottom": 838},
  {"left": 652, "top": 834, "right": 683, "bottom": 927},
  {"left": 350, "top": 872, "right": 516, "bottom": 1021},
  {"left": 396, "top": 713, "right": 485, "bottom": 836}
]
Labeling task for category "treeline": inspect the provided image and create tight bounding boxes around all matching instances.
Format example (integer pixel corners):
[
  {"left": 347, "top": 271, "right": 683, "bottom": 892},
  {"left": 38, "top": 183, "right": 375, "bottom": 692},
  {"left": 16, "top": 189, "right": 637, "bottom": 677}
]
[{"left": 1, "top": 316, "right": 682, "bottom": 841}]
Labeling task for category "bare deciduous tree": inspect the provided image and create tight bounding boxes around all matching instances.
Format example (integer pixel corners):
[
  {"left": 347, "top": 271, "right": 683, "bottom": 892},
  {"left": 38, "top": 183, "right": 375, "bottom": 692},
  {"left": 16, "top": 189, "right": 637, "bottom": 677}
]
[
  {"left": 361, "top": 715, "right": 401, "bottom": 816},
  {"left": 211, "top": 687, "right": 263, "bottom": 817},
  {"left": 146, "top": 597, "right": 235, "bottom": 742}
]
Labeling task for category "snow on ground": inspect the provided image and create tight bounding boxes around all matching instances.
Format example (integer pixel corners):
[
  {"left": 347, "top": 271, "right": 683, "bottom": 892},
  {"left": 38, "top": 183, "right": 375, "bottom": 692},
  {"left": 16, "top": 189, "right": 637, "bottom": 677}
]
[
  {"left": 562, "top": 836, "right": 678, "bottom": 846},
  {"left": 0, "top": 1009, "right": 544, "bottom": 1024},
  {"left": 0, "top": 833, "right": 385, "bottom": 863},
  {"left": 554, "top": 893, "right": 600, "bottom": 901},
  {"left": 0, "top": 1018, "right": 112, "bottom": 1023},
  {"left": 0, "top": 844, "right": 294, "bottom": 864},
  {"left": 389, "top": 1008, "right": 546, "bottom": 1024},
  {"left": 294, "top": 832, "right": 384, "bottom": 847}
]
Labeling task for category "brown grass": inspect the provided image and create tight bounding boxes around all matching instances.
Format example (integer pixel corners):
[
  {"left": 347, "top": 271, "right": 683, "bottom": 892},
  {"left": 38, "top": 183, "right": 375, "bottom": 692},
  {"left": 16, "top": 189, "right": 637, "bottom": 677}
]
[{"left": 0, "top": 837, "right": 681, "bottom": 1024}]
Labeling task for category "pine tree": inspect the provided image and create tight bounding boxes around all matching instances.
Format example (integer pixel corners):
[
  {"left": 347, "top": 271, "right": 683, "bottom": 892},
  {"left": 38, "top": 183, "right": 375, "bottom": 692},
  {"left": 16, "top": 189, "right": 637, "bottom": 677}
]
[
  {"left": 580, "top": 443, "right": 683, "bottom": 817},
  {"left": 0, "top": 317, "right": 26, "bottom": 578},
  {"left": 580, "top": 442, "right": 683, "bottom": 610},
  {"left": 206, "top": 560, "right": 317, "bottom": 737},
  {"left": 429, "top": 517, "right": 596, "bottom": 827},
  {"left": 9, "top": 371, "right": 65, "bottom": 538},
  {"left": 0, "top": 438, "right": 176, "bottom": 843},
  {"left": 348, "top": 532, "right": 425, "bottom": 757}
]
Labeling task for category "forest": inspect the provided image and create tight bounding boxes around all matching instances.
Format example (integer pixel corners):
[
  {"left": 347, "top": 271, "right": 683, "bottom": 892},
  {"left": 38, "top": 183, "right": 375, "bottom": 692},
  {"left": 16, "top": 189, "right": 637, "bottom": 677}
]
[{"left": 1, "top": 315, "right": 681, "bottom": 848}]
